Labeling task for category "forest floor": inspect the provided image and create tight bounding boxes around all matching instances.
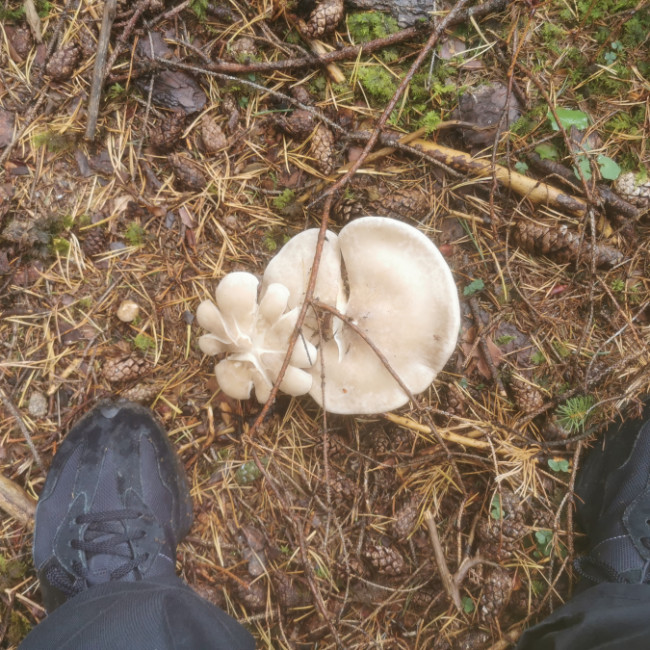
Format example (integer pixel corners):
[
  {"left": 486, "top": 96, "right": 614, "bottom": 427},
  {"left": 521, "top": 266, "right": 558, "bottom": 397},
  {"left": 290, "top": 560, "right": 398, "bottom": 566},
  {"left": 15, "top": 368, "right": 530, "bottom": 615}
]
[{"left": 1, "top": 0, "right": 649, "bottom": 647}]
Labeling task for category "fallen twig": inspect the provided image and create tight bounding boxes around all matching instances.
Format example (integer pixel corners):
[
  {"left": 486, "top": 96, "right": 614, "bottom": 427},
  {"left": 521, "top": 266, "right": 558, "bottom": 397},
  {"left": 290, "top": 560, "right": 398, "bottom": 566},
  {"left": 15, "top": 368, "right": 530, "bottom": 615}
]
[
  {"left": 0, "top": 473, "right": 36, "bottom": 525},
  {"left": 85, "top": 0, "right": 118, "bottom": 141},
  {"left": 0, "top": 386, "right": 44, "bottom": 472}
]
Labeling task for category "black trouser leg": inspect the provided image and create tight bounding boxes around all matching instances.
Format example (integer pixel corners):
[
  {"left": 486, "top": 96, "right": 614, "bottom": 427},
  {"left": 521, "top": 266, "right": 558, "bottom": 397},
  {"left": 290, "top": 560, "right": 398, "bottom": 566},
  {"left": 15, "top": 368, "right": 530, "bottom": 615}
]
[
  {"left": 516, "top": 582, "right": 650, "bottom": 650},
  {"left": 19, "top": 575, "right": 255, "bottom": 650}
]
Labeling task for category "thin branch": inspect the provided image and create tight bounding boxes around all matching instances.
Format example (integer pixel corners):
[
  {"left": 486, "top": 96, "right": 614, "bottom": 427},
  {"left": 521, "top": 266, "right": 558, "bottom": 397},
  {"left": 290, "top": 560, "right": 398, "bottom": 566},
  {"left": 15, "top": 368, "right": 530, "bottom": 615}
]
[{"left": 0, "top": 386, "right": 45, "bottom": 472}]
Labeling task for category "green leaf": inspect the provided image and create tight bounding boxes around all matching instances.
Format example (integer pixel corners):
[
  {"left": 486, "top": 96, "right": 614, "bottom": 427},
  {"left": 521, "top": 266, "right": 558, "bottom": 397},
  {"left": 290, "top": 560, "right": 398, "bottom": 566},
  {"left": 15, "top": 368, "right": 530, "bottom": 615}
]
[
  {"left": 463, "top": 278, "right": 485, "bottom": 296},
  {"left": 548, "top": 107, "right": 589, "bottom": 131},
  {"left": 514, "top": 161, "right": 529, "bottom": 174},
  {"left": 535, "top": 529, "right": 553, "bottom": 556},
  {"left": 535, "top": 143, "right": 559, "bottom": 160},
  {"left": 573, "top": 155, "right": 592, "bottom": 181},
  {"left": 597, "top": 155, "right": 621, "bottom": 180},
  {"left": 548, "top": 458, "right": 570, "bottom": 473},
  {"left": 462, "top": 596, "right": 475, "bottom": 613},
  {"left": 490, "top": 494, "right": 503, "bottom": 520},
  {"left": 530, "top": 350, "right": 545, "bottom": 365}
]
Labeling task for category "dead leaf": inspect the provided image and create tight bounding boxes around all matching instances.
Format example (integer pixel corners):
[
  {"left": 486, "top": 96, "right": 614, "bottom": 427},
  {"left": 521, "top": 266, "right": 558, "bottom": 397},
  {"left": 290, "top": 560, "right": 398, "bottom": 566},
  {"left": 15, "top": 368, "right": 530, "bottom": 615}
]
[
  {"left": 178, "top": 205, "right": 196, "bottom": 228},
  {"left": 460, "top": 326, "right": 503, "bottom": 380},
  {"left": 0, "top": 110, "right": 15, "bottom": 148}
]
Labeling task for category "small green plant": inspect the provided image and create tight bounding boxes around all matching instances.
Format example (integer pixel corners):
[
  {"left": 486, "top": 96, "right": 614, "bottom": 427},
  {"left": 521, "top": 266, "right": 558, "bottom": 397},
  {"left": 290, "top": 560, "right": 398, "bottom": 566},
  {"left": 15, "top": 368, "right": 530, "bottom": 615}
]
[
  {"left": 125, "top": 222, "right": 145, "bottom": 247},
  {"left": 530, "top": 349, "right": 545, "bottom": 365},
  {"left": 107, "top": 83, "right": 127, "bottom": 102},
  {"left": 190, "top": 0, "right": 209, "bottom": 19},
  {"left": 555, "top": 395, "right": 596, "bottom": 433},
  {"left": 534, "top": 529, "right": 553, "bottom": 557},
  {"left": 132, "top": 333, "right": 155, "bottom": 353},
  {"left": 603, "top": 40, "right": 623, "bottom": 65},
  {"left": 462, "top": 595, "right": 475, "bottom": 614},
  {"left": 610, "top": 278, "right": 625, "bottom": 293},
  {"left": 272, "top": 189, "right": 296, "bottom": 210},
  {"left": 51, "top": 237, "right": 70, "bottom": 255},
  {"left": 463, "top": 278, "right": 484, "bottom": 296},
  {"left": 490, "top": 494, "right": 503, "bottom": 520},
  {"left": 235, "top": 457, "right": 268, "bottom": 485},
  {"left": 548, "top": 458, "right": 570, "bottom": 473}
]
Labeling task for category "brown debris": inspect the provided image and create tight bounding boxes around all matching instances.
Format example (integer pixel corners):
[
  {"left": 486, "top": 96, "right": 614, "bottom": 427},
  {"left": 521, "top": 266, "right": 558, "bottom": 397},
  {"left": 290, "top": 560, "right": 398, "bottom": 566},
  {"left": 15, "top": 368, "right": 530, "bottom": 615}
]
[
  {"left": 277, "top": 109, "right": 316, "bottom": 138},
  {"left": 301, "top": 0, "right": 345, "bottom": 38},
  {"left": 120, "top": 382, "right": 158, "bottom": 403},
  {"left": 477, "top": 490, "right": 526, "bottom": 561},
  {"left": 511, "top": 377, "right": 545, "bottom": 414},
  {"left": 479, "top": 567, "right": 513, "bottom": 621},
  {"left": 201, "top": 115, "right": 228, "bottom": 153},
  {"left": 169, "top": 153, "right": 208, "bottom": 190},
  {"left": 46, "top": 44, "right": 81, "bottom": 81},
  {"left": 0, "top": 184, "right": 14, "bottom": 221},
  {"left": 513, "top": 221, "right": 623, "bottom": 268},
  {"left": 149, "top": 110, "right": 186, "bottom": 152},
  {"left": 81, "top": 228, "right": 107, "bottom": 257}
]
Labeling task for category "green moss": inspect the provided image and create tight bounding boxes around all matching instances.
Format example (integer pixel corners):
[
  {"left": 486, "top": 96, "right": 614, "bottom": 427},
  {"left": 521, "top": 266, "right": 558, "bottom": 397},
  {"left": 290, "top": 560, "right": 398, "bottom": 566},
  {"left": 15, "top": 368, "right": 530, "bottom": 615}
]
[
  {"left": 133, "top": 333, "right": 155, "bottom": 353},
  {"left": 539, "top": 22, "right": 567, "bottom": 54},
  {"left": 125, "top": 222, "right": 145, "bottom": 247},
  {"left": 272, "top": 189, "right": 296, "bottom": 210},
  {"left": 347, "top": 11, "right": 400, "bottom": 43},
  {"left": 419, "top": 111, "right": 442, "bottom": 134},
  {"left": 357, "top": 66, "right": 396, "bottom": 103}
]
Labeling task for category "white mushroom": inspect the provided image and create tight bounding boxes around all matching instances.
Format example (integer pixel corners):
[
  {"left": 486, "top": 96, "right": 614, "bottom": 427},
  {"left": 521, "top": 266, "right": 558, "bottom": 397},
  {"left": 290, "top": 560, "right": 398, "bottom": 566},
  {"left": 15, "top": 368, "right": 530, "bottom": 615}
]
[
  {"left": 260, "top": 217, "right": 460, "bottom": 414},
  {"left": 196, "top": 272, "right": 317, "bottom": 402}
]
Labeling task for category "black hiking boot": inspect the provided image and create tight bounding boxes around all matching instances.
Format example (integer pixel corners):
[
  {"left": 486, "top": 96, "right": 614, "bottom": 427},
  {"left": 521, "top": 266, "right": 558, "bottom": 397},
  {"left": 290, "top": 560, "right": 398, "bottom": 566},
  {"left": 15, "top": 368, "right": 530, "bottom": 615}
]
[
  {"left": 574, "top": 402, "right": 650, "bottom": 586},
  {"left": 33, "top": 401, "right": 193, "bottom": 612}
]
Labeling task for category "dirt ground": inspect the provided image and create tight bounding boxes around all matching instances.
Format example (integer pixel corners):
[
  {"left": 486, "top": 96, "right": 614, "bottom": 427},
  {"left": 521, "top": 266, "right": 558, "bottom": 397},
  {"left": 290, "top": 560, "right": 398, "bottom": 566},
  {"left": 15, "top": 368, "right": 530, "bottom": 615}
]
[{"left": 1, "top": 0, "right": 649, "bottom": 647}]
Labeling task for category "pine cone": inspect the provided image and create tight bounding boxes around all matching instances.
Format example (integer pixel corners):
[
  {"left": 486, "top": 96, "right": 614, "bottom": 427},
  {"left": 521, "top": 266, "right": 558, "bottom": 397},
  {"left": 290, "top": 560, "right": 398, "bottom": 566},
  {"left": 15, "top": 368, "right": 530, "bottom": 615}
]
[
  {"left": 169, "top": 153, "right": 208, "bottom": 190},
  {"left": 513, "top": 221, "right": 623, "bottom": 268},
  {"left": 363, "top": 541, "right": 407, "bottom": 576},
  {"left": 333, "top": 195, "right": 365, "bottom": 222},
  {"left": 81, "top": 228, "right": 107, "bottom": 257},
  {"left": 291, "top": 85, "right": 313, "bottom": 105},
  {"left": 477, "top": 490, "right": 526, "bottom": 561},
  {"left": 229, "top": 36, "right": 258, "bottom": 62},
  {"left": 444, "top": 384, "right": 466, "bottom": 417},
  {"left": 277, "top": 109, "right": 316, "bottom": 138},
  {"left": 272, "top": 571, "right": 307, "bottom": 608},
  {"left": 46, "top": 44, "right": 81, "bottom": 81},
  {"left": 511, "top": 377, "right": 545, "bottom": 414},
  {"left": 201, "top": 115, "right": 228, "bottom": 153},
  {"left": 479, "top": 567, "right": 513, "bottom": 621},
  {"left": 373, "top": 187, "right": 429, "bottom": 221},
  {"left": 149, "top": 110, "right": 186, "bottom": 152},
  {"left": 302, "top": 0, "right": 344, "bottom": 38},
  {"left": 7, "top": 25, "right": 33, "bottom": 61},
  {"left": 233, "top": 579, "right": 266, "bottom": 612},
  {"left": 326, "top": 471, "right": 356, "bottom": 505},
  {"left": 102, "top": 356, "right": 150, "bottom": 383},
  {"left": 0, "top": 184, "right": 14, "bottom": 221},
  {"left": 120, "top": 382, "right": 158, "bottom": 403},
  {"left": 393, "top": 496, "right": 419, "bottom": 540},
  {"left": 614, "top": 171, "right": 650, "bottom": 208},
  {"left": 310, "top": 124, "right": 336, "bottom": 175}
]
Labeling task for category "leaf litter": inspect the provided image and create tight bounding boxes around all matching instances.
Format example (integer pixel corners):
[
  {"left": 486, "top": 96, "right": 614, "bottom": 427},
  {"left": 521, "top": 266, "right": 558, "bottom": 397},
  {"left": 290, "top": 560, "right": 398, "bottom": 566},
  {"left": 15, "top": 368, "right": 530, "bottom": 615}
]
[{"left": 0, "top": 0, "right": 649, "bottom": 648}]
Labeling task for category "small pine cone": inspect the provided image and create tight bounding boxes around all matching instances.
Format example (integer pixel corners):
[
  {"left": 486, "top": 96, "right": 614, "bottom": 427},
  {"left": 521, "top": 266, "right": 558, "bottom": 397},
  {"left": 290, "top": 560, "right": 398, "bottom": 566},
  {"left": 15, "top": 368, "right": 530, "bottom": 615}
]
[
  {"left": 332, "top": 195, "right": 365, "bottom": 222},
  {"left": 513, "top": 221, "right": 623, "bottom": 268},
  {"left": 272, "top": 571, "right": 307, "bottom": 608},
  {"left": 302, "top": 0, "right": 344, "bottom": 38},
  {"left": 479, "top": 568, "right": 513, "bottom": 621},
  {"left": 310, "top": 124, "right": 336, "bottom": 175},
  {"left": 229, "top": 36, "right": 258, "bottom": 62},
  {"left": 149, "top": 110, "right": 186, "bottom": 152},
  {"left": 456, "top": 630, "right": 492, "bottom": 650},
  {"left": 614, "top": 171, "right": 650, "bottom": 208},
  {"left": 335, "top": 554, "right": 366, "bottom": 578},
  {"left": 102, "top": 356, "right": 150, "bottom": 383},
  {"left": 326, "top": 471, "right": 356, "bottom": 505},
  {"left": 277, "top": 109, "right": 316, "bottom": 138},
  {"left": 169, "top": 153, "right": 207, "bottom": 191},
  {"left": 120, "top": 382, "right": 157, "bottom": 403},
  {"left": 363, "top": 427, "right": 391, "bottom": 456},
  {"left": 78, "top": 29, "right": 97, "bottom": 59},
  {"left": 291, "top": 85, "right": 313, "bottom": 105},
  {"left": 511, "top": 377, "right": 545, "bottom": 414},
  {"left": 477, "top": 490, "right": 526, "bottom": 561},
  {"left": 81, "top": 228, "right": 107, "bottom": 257},
  {"left": 444, "top": 384, "right": 466, "bottom": 417},
  {"left": 362, "top": 541, "right": 407, "bottom": 576},
  {"left": 201, "top": 115, "right": 228, "bottom": 153},
  {"left": 372, "top": 187, "right": 429, "bottom": 221},
  {"left": 8, "top": 26, "right": 33, "bottom": 61},
  {"left": 232, "top": 579, "right": 266, "bottom": 612},
  {"left": 393, "top": 496, "right": 419, "bottom": 540},
  {"left": 0, "top": 184, "right": 15, "bottom": 221},
  {"left": 46, "top": 44, "right": 81, "bottom": 81}
]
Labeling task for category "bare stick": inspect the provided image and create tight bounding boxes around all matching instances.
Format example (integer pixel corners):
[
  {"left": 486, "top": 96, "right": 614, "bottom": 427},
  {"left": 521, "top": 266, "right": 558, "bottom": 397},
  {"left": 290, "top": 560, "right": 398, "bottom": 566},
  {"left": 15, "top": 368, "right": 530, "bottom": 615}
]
[
  {"left": 424, "top": 510, "right": 463, "bottom": 612},
  {"left": 0, "top": 386, "right": 44, "bottom": 472},
  {"left": 86, "top": 0, "right": 118, "bottom": 141},
  {"left": 0, "top": 473, "right": 36, "bottom": 525}
]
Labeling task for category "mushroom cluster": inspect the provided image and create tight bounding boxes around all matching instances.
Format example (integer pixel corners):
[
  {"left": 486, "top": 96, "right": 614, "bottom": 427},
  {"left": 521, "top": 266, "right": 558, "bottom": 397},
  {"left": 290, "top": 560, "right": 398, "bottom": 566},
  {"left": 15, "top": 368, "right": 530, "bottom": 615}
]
[{"left": 197, "top": 217, "right": 460, "bottom": 414}]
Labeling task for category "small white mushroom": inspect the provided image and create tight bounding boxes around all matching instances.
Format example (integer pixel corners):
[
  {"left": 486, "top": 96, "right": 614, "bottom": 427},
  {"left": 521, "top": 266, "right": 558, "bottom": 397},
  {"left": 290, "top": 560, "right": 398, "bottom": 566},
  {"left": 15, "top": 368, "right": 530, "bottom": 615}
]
[
  {"left": 116, "top": 299, "right": 140, "bottom": 323},
  {"left": 196, "top": 272, "right": 316, "bottom": 402},
  {"left": 260, "top": 217, "right": 460, "bottom": 414}
]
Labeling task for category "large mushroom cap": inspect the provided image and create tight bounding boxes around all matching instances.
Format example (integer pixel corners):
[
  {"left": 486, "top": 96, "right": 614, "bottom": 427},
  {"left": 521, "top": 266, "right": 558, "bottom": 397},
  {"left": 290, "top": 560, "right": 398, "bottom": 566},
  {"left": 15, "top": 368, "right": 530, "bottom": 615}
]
[
  {"left": 310, "top": 217, "right": 459, "bottom": 413},
  {"left": 261, "top": 217, "right": 460, "bottom": 414}
]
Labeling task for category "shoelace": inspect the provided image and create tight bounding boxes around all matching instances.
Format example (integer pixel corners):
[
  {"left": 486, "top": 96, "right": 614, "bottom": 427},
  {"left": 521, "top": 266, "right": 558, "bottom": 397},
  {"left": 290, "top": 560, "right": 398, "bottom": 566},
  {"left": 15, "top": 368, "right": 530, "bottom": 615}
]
[{"left": 46, "top": 508, "right": 150, "bottom": 598}]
